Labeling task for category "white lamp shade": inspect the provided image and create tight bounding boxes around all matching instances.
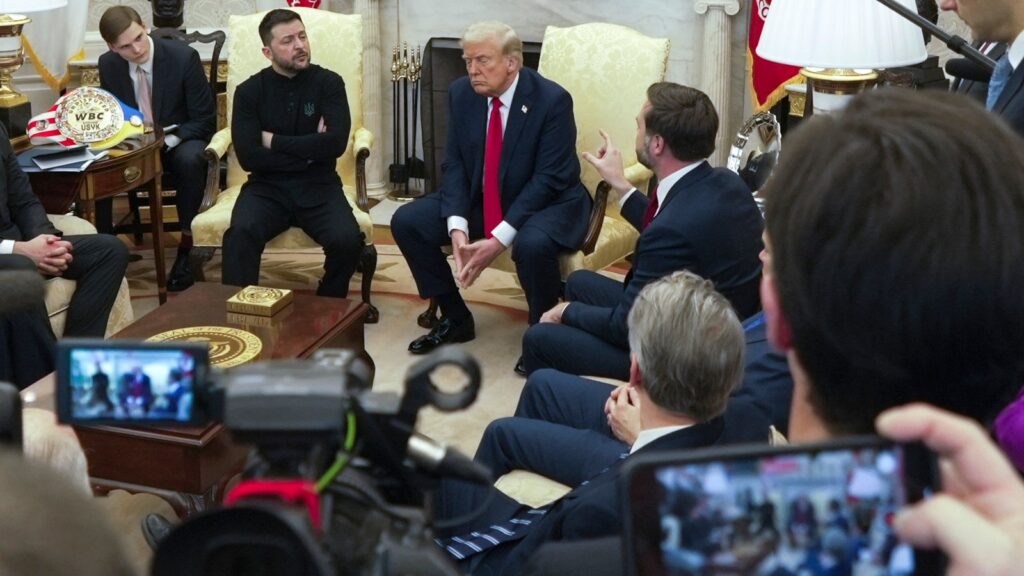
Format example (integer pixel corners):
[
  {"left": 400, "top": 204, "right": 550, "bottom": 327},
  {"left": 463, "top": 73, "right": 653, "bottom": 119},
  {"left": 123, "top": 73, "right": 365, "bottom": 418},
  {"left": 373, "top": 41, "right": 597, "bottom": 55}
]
[
  {"left": 756, "top": 0, "right": 928, "bottom": 69},
  {"left": 0, "top": 0, "right": 67, "bottom": 15}
]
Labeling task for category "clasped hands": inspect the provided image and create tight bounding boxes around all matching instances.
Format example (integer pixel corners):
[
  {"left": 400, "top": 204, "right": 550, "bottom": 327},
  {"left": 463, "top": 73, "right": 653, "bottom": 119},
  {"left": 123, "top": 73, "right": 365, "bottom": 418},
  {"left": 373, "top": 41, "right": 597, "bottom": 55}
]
[
  {"left": 451, "top": 230, "right": 504, "bottom": 288},
  {"left": 14, "top": 234, "right": 73, "bottom": 276}
]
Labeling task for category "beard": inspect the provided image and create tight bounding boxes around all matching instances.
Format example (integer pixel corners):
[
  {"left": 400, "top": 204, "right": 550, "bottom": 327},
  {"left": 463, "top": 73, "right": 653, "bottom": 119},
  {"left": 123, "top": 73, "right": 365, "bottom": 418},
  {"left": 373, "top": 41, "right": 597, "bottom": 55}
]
[
  {"left": 272, "top": 50, "right": 311, "bottom": 75},
  {"left": 636, "top": 136, "right": 653, "bottom": 169}
]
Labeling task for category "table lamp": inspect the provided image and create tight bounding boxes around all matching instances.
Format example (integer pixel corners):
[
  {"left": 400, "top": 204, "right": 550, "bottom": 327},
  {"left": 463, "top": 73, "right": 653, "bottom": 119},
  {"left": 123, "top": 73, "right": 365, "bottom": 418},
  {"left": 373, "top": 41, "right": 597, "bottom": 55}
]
[
  {"left": 0, "top": 0, "right": 67, "bottom": 142},
  {"left": 755, "top": 0, "right": 927, "bottom": 115}
]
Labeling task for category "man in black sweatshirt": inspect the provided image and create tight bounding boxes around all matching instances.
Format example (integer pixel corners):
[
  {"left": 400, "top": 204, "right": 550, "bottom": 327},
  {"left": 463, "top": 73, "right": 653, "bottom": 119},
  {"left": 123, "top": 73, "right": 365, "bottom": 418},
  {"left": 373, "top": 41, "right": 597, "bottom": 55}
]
[{"left": 222, "top": 9, "right": 362, "bottom": 298}]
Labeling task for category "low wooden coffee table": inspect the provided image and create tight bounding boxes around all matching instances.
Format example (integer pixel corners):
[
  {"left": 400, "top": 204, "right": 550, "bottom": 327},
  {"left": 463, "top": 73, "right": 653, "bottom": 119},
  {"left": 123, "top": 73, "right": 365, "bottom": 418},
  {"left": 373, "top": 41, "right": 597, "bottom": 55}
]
[{"left": 25, "top": 282, "right": 373, "bottom": 518}]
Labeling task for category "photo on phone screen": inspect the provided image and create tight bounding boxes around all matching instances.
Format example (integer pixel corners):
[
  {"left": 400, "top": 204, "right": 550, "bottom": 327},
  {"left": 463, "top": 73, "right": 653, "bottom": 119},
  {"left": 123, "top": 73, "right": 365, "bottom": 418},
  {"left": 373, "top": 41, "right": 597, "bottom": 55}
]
[
  {"left": 56, "top": 340, "right": 208, "bottom": 425},
  {"left": 622, "top": 438, "right": 942, "bottom": 576}
]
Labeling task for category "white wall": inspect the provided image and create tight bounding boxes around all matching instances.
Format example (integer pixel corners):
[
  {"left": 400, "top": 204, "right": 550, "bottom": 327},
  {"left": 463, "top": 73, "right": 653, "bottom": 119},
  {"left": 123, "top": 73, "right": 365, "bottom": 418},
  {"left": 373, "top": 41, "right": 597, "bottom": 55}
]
[{"left": 12, "top": 1, "right": 968, "bottom": 176}]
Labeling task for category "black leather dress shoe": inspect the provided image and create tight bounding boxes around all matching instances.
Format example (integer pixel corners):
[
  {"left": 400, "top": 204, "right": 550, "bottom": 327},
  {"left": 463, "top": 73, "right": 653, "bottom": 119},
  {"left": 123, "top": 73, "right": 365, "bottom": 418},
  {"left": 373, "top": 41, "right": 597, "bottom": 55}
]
[
  {"left": 408, "top": 316, "right": 475, "bottom": 354},
  {"left": 166, "top": 251, "right": 195, "bottom": 292},
  {"left": 514, "top": 356, "right": 527, "bottom": 376},
  {"left": 141, "top": 513, "right": 175, "bottom": 550}
]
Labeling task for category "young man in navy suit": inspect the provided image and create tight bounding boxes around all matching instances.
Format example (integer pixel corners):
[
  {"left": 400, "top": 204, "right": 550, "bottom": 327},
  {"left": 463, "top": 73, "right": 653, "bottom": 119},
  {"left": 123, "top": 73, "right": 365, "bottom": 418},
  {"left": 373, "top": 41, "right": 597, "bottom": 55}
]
[
  {"left": 522, "top": 82, "right": 763, "bottom": 380},
  {"left": 941, "top": 0, "right": 1024, "bottom": 134},
  {"left": 434, "top": 271, "right": 771, "bottom": 576},
  {"left": 392, "top": 22, "right": 591, "bottom": 370},
  {"left": 98, "top": 6, "right": 216, "bottom": 291}
]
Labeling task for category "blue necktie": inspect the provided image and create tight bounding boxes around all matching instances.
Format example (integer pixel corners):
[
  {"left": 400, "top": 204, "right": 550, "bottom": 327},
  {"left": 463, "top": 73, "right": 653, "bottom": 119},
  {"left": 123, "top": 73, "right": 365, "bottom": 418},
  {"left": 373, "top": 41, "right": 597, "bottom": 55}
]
[
  {"left": 437, "top": 452, "right": 630, "bottom": 560},
  {"left": 987, "top": 54, "right": 1013, "bottom": 111}
]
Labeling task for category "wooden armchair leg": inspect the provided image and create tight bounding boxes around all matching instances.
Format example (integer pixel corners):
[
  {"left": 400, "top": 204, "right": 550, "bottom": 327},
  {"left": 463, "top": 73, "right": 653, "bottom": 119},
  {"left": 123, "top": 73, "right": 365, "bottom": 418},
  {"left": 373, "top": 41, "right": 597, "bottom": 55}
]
[
  {"left": 359, "top": 244, "right": 379, "bottom": 324},
  {"left": 417, "top": 299, "right": 440, "bottom": 329},
  {"left": 189, "top": 247, "right": 216, "bottom": 283}
]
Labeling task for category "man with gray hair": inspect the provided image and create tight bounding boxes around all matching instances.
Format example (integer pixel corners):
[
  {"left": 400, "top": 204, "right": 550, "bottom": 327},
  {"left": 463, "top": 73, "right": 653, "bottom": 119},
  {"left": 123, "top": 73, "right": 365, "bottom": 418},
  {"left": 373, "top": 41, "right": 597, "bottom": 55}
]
[
  {"left": 392, "top": 21, "right": 591, "bottom": 372},
  {"left": 433, "top": 271, "right": 772, "bottom": 576}
]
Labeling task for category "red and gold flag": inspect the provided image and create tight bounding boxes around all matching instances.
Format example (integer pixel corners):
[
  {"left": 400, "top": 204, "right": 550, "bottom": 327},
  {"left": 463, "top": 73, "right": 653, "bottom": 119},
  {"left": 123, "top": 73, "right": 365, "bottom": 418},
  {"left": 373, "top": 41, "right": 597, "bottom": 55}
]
[
  {"left": 286, "top": 0, "right": 322, "bottom": 7},
  {"left": 748, "top": 0, "right": 803, "bottom": 112}
]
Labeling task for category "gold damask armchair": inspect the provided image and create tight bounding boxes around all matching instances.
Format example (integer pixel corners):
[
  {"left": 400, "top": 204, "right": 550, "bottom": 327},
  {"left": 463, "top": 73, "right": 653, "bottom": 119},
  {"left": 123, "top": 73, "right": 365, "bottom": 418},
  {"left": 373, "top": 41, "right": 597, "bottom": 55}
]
[
  {"left": 419, "top": 23, "right": 669, "bottom": 327},
  {"left": 190, "top": 8, "right": 378, "bottom": 322}
]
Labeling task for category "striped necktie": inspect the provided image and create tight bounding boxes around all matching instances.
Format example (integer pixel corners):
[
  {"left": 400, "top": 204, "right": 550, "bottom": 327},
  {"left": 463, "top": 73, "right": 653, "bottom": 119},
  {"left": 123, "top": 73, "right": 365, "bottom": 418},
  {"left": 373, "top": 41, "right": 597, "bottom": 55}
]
[{"left": 437, "top": 452, "right": 630, "bottom": 560}]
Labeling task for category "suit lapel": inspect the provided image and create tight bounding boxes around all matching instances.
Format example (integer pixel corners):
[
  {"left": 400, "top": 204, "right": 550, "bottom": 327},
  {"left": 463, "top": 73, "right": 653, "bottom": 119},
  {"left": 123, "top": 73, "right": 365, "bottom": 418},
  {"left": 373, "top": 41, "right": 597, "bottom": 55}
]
[
  {"left": 470, "top": 93, "right": 488, "bottom": 198},
  {"left": 116, "top": 57, "right": 137, "bottom": 108},
  {"left": 150, "top": 38, "right": 165, "bottom": 123},
  {"left": 499, "top": 69, "right": 535, "bottom": 187},
  {"left": 994, "top": 55, "right": 1024, "bottom": 114}
]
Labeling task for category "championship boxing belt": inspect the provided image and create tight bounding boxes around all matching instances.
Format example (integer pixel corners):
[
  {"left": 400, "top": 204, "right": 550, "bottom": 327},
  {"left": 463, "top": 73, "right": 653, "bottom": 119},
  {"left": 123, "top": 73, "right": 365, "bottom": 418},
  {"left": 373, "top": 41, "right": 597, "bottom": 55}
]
[{"left": 27, "top": 87, "right": 145, "bottom": 150}]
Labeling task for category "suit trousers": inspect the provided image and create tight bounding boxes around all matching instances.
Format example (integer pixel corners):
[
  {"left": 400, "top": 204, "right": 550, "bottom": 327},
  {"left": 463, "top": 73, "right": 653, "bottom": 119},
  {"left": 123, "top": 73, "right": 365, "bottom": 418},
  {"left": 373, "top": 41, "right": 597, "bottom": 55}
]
[
  {"left": 63, "top": 234, "right": 130, "bottom": 337},
  {"left": 391, "top": 194, "right": 565, "bottom": 324},
  {"left": 521, "top": 270, "right": 631, "bottom": 379},
  {"left": 221, "top": 180, "right": 362, "bottom": 298},
  {"left": 163, "top": 139, "right": 209, "bottom": 233}
]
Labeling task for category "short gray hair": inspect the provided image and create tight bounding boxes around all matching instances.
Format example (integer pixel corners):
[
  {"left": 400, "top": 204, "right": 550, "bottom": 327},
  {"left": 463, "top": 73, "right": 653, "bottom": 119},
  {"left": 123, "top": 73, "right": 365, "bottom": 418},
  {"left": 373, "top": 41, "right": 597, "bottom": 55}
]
[
  {"left": 460, "top": 21, "right": 523, "bottom": 63},
  {"left": 627, "top": 271, "right": 745, "bottom": 421}
]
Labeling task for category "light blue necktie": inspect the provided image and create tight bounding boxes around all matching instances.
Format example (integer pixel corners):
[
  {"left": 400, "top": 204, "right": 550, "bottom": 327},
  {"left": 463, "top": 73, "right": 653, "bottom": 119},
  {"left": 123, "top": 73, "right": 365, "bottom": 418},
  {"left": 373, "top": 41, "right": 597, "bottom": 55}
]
[{"left": 987, "top": 54, "right": 1013, "bottom": 111}]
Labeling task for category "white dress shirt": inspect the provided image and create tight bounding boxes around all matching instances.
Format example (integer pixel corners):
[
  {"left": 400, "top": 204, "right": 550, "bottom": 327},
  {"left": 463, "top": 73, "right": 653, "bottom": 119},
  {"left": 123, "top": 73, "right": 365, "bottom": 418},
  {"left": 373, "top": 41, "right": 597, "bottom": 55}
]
[
  {"left": 619, "top": 160, "right": 706, "bottom": 219},
  {"left": 447, "top": 72, "right": 521, "bottom": 247}
]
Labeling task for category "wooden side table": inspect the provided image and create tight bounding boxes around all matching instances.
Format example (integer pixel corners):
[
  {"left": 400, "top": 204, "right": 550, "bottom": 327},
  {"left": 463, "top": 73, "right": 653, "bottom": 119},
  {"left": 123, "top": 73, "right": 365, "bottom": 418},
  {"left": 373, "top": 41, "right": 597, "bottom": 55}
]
[
  {"left": 26, "top": 133, "right": 169, "bottom": 304},
  {"left": 22, "top": 283, "right": 374, "bottom": 518}
]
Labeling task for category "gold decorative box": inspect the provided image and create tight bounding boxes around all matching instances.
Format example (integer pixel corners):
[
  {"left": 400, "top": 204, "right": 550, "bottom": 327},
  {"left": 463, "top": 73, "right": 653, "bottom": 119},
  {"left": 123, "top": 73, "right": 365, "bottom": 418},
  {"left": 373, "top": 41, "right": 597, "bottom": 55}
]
[{"left": 226, "top": 285, "right": 293, "bottom": 317}]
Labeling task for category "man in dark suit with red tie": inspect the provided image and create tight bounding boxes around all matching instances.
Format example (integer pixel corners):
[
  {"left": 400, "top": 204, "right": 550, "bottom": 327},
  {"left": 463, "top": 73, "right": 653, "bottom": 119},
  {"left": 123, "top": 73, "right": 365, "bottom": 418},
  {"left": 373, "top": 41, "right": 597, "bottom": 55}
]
[
  {"left": 97, "top": 6, "right": 216, "bottom": 292},
  {"left": 521, "top": 83, "right": 763, "bottom": 380},
  {"left": 391, "top": 22, "right": 591, "bottom": 369}
]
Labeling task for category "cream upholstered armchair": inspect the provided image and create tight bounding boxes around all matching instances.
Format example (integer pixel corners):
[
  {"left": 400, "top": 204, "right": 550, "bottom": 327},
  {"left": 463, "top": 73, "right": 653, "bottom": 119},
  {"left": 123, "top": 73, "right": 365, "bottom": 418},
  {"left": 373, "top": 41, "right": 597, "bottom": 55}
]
[
  {"left": 419, "top": 23, "right": 669, "bottom": 327},
  {"left": 45, "top": 214, "right": 133, "bottom": 337},
  {"left": 190, "top": 9, "right": 378, "bottom": 322}
]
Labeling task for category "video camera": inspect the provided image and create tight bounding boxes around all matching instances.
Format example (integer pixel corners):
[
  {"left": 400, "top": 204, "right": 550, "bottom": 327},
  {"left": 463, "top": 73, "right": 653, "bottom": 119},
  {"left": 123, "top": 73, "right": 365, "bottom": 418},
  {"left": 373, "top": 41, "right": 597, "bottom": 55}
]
[{"left": 56, "top": 339, "right": 489, "bottom": 575}]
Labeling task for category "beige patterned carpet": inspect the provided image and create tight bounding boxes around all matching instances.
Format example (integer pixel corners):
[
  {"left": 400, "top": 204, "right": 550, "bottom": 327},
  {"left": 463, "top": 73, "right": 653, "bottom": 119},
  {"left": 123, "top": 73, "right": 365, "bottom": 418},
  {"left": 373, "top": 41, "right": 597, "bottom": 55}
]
[
  {"left": 104, "top": 236, "right": 625, "bottom": 573},
  {"left": 125, "top": 240, "right": 541, "bottom": 456}
]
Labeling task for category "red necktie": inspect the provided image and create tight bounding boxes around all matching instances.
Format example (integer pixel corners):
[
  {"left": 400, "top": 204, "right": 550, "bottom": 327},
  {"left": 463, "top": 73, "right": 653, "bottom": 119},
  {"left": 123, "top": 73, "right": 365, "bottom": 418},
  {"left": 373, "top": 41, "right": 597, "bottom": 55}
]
[
  {"left": 641, "top": 190, "right": 659, "bottom": 230},
  {"left": 483, "top": 98, "right": 503, "bottom": 238}
]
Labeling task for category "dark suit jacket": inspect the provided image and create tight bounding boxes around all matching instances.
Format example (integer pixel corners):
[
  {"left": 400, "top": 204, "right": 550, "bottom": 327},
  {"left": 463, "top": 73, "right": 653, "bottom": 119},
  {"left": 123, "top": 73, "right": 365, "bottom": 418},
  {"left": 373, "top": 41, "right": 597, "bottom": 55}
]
[
  {"left": 480, "top": 402, "right": 771, "bottom": 576},
  {"left": 953, "top": 42, "right": 1005, "bottom": 103},
  {"left": 439, "top": 67, "right": 591, "bottom": 249},
  {"left": 730, "top": 317, "right": 793, "bottom": 435},
  {"left": 563, "top": 163, "right": 763, "bottom": 348},
  {"left": 0, "top": 132, "right": 58, "bottom": 388},
  {"left": 98, "top": 36, "right": 216, "bottom": 143},
  {"left": 0, "top": 125, "right": 60, "bottom": 242},
  {"left": 992, "top": 54, "right": 1024, "bottom": 137}
]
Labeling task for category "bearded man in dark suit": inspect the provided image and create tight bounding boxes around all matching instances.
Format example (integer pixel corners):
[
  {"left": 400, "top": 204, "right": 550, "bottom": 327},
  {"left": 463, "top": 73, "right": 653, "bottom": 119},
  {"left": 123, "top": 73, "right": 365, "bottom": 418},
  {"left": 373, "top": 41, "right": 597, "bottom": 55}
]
[{"left": 522, "top": 83, "right": 763, "bottom": 380}]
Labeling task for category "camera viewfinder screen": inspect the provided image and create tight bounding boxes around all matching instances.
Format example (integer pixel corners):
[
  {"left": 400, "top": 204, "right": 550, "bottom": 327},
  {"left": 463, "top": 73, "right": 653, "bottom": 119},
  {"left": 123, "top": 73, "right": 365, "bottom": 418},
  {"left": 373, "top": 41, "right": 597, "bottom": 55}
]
[
  {"left": 629, "top": 446, "right": 932, "bottom": 576},
  {"left": 67, "top": 348, "right": 198, "bottom": 422}
]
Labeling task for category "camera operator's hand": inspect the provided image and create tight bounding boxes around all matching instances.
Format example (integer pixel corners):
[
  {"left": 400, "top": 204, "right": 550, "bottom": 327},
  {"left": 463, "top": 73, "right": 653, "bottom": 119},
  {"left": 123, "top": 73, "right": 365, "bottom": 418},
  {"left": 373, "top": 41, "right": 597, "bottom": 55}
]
[
  {"left": 605, "top": 385, "right": 640, "bottom": 446},
  {"left": 876, "top": 403, "right": 1024, "bottom": 576}
]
